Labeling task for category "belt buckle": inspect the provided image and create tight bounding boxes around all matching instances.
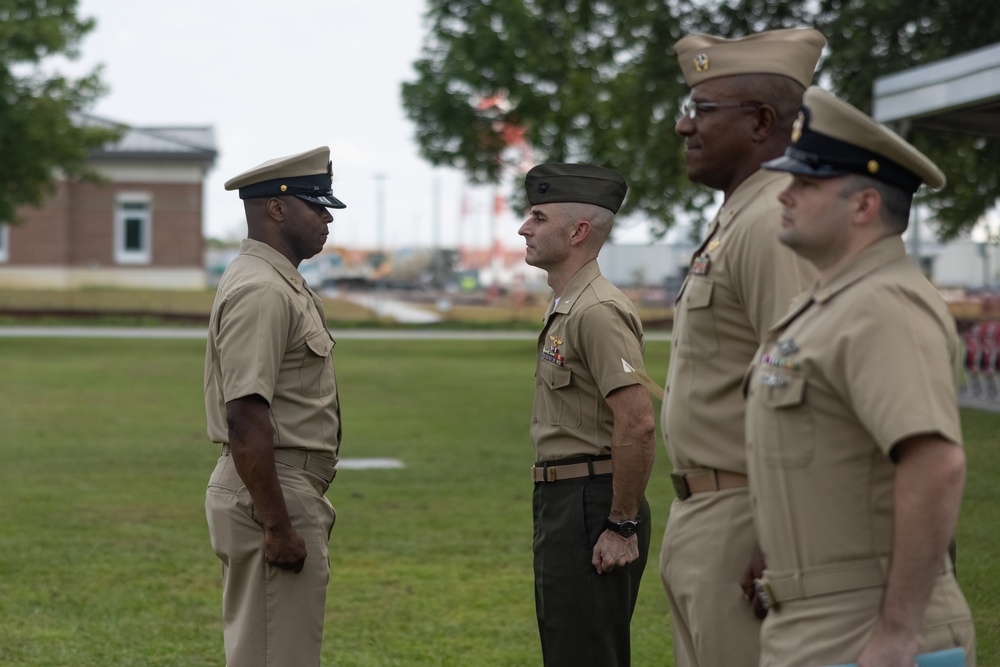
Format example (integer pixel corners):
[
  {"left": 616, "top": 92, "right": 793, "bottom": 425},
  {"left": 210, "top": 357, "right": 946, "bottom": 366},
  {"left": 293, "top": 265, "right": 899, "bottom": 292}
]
[
  {"left": 670, "top": 472, "right": 691, "bottom": 500},
  {"left": 753, "top": 578, "right": 777, "bottom": 612}
]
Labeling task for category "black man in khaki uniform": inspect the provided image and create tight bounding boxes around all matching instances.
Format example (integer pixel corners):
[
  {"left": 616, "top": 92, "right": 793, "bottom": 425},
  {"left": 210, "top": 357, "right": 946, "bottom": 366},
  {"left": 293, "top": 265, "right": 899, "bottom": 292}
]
[
  {"left": 205, "top": 146, "right": 345, "bottom": 666},
  {"left": 660, "top": 28, "right": 824, "bottom": 667}
]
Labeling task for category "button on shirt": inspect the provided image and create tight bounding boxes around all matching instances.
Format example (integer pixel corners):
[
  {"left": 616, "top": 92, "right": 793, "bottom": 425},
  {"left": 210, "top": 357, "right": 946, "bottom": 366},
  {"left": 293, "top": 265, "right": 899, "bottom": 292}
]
[
  {"left": 205, "top": 238, "right": 341, "bottom": 457},
  {"left": 745, "top": 235, "right": 962, "bottom": 573},
  {"left": 531, "top": 260, "right": 646, "bottom": 462}
]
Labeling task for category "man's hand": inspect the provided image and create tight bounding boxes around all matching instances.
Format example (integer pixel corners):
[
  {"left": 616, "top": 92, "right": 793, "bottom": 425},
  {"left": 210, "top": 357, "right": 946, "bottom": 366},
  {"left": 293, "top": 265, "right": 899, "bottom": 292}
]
[
  {"left": 855, "top": 626, "right": 918, "bottom": 667},
  {"left": 592, "top": 531, "right": 639, "bottom": 574},
  {"left": 739, "top": 548, "right": 768, "bottom": 619},
  {"left": 264, "top": 521, "right": 307, "bottom": 573}
]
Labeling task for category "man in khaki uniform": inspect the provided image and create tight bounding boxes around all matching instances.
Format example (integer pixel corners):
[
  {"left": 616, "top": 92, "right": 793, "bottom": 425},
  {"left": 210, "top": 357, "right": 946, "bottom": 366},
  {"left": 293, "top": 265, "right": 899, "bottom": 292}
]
[
  {"left": 660, "top": 28, "right": 823, "bottom": 667},
  {"left": 745, "top": 87, "right": 975, "bottom": 666},
  {"left": 204, "top": 146, "right": 345, "bottom": 666},
  {"left": 520, "top": 164, "right": 657, "bottom": 666}
]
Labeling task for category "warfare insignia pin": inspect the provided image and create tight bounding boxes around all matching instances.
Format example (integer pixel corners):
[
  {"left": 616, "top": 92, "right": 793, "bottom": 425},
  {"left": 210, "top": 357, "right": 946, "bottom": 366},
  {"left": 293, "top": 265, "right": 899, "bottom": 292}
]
[
  {"left": 760, "top": 373, "right": 787, "bottom": 388},
  {"left": 694, "top": 53, "right": 709, "bottom": 73},
  {"left": 542, "top": 337, "right": 566, "bottom": 366},
  {"left": 776, "top": 339, "right": 798, "bottom": 356},
  {"left": 707, "top": 239, "right": 721, "bottom": 252}
]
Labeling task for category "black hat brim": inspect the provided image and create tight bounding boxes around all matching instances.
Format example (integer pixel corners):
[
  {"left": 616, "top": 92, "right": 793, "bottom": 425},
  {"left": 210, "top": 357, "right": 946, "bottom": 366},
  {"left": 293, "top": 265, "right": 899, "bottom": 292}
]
[
  {"left": 296, "top": 193, "right": 347, "bottom": 209},
  {"left": 762, "top": 154, "right": 851, "bottom": 179}
]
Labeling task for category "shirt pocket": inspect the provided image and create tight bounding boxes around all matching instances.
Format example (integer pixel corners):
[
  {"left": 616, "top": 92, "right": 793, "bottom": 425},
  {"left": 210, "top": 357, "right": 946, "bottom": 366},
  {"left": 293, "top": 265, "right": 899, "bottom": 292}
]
[
  {"left": 755, "top": 370, "right": 814, "bottom": 467},
  {"left": 538, "top": 362, "right": 582, "bottom": 428},
  {"left": 300, "top": 329, "right": 336, "bottom": 397},
  {"left": 677, "top": 277, "right": 719, "bottom": 360}
]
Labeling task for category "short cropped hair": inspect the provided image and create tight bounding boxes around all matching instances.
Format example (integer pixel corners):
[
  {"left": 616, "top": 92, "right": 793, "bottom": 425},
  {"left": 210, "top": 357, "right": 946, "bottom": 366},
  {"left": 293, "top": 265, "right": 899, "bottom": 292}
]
[
  {"left": 727, "top": 73, "right": 806, "bottom": 138},
  {"left": 839, "top": 174, "right": 913, "bottom": 231}
]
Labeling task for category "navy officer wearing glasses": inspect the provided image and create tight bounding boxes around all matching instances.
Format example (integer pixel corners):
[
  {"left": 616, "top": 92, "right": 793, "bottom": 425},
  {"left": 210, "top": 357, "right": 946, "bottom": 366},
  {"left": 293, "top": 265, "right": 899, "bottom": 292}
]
[{"left": 658, "top": 28, "right": 824, "bottom": 667}]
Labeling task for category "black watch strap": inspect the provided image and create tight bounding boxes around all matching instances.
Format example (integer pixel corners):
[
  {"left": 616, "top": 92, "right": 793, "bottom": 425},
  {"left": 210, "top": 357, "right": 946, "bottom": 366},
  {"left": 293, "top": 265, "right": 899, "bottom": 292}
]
[{"left": 605, "top": 517, "right": 639, "bottom": 537}]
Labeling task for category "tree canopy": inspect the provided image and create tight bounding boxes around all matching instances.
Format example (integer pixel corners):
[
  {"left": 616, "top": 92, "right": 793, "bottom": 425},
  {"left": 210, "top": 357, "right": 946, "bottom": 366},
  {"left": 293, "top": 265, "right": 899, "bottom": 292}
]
[
  {"left": 0, "top": 0, "right": 120, "bottom": 225},
  {"left": 402, "top": 0, "right": 1000, "bottom": 240}
]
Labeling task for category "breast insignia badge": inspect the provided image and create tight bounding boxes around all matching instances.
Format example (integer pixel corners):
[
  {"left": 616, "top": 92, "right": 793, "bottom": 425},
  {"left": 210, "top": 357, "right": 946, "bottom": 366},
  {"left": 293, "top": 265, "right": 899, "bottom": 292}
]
[
  {"left": 691, "top": 254, "right": 711, "bottom": 275},
  {"left": 542, "top": 335, "right": 565, "bottom": 366}
]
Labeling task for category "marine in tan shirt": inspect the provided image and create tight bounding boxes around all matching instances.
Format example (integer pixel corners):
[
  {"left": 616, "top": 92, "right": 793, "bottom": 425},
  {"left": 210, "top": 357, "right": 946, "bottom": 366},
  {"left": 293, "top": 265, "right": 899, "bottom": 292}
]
[
  {"left": 660, "top": 29, "right": 823, "bottom": 667},
  {"left": 746, "top": 87, "right": 975, "bottom": 666},
  {"left": 204, "top": 146, "right": 345, "bottom": 667},
  {"left": 520, "top": 163, "right": 656, "bottom": 667}
]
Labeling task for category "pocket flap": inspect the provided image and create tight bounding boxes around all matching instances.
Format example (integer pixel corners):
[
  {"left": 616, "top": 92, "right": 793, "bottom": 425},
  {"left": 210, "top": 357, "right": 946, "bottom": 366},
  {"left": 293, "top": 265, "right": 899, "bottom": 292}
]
[
  {"left": 304, "top": 329, "right": 333, "bottom": 357},
  {"left": 685, "top": 278, "right": 713, "bottom": 310},
  {"left": 540, "top": 362, "right": 572, "bottom": 390},
  {"left": 760, "top": 371, "right": 806, "bottom": 408}
]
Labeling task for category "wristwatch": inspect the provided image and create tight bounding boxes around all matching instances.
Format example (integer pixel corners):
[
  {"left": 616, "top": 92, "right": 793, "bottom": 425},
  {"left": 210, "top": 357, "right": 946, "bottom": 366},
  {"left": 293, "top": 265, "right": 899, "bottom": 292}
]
[{"left": 605, "top": 517, "right": 639, "bottom": 538}]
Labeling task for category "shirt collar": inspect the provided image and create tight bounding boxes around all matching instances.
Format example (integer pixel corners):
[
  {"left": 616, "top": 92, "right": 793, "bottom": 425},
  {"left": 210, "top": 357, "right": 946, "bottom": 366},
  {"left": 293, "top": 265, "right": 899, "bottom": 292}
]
[
  {"left": 550, "top": 259, "right": 602, "bottom": 316},
  {"left": 239, "top": 238, "right": 307, "bottom": 293},
  {"left": 812, "top": 235, "right": 907, "bottom": 304},
  {"left": 716, "top": 170, "right": 791, "bottom": 229},
  {"left": 768, "top": 235, "right": 907, "bottom": 332}
]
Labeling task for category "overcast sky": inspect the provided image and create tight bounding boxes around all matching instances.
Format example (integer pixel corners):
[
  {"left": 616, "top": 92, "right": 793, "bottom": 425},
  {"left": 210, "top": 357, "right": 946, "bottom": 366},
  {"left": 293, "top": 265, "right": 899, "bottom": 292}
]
[{"left": 63, "top": 0, "right": 657, "bottom": 250}]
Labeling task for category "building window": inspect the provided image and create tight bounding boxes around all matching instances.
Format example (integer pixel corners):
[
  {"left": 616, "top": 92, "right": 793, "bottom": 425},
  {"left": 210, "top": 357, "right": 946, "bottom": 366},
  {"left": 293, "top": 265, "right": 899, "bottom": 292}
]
[
  {"left": 0, "top": 224, "right": 8, "bottom": 263},
  {"left": 114, "top": 194, "right": 152, "bottom": 264}
]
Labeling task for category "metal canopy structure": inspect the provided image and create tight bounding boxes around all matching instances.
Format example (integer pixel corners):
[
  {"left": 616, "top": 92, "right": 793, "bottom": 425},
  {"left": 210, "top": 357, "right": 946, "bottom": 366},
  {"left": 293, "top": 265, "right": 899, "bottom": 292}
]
[{"left": 873, "top": 41, "right": 1000, "bottom": 137}]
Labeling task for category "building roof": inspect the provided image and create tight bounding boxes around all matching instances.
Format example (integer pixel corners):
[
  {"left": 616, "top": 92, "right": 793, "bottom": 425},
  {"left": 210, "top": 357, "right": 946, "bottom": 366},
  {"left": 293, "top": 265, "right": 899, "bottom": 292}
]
[
  {"left": 74, "top": 113, "right": 218, "bottom": 163},
  {"left": 873, "top": 42, "right": 1000, "bottom": 137}
]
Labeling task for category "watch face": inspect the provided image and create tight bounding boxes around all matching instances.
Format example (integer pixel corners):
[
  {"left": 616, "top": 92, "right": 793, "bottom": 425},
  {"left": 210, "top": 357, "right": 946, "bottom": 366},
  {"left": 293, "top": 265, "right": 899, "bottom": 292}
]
[{"left": 619, "top": 521, "right": 637, "bottom": 538}]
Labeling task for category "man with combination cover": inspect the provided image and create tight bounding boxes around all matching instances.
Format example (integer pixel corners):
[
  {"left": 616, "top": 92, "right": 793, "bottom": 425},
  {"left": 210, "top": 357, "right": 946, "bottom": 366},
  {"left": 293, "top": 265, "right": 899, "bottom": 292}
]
[{"left": 745, "top": 86, "right": 975, "bottom": 667}]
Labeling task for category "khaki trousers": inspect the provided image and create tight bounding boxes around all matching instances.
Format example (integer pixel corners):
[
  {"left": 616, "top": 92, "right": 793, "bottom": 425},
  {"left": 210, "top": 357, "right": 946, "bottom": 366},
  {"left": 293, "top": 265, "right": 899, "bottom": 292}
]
[
  {"left": 660, "top": 487, "right": 760, "bottom": 667},
  {"left": 759, "top": 570, "right": 975, "bottom": 667},
  {"left": 206, "top": 453, "right": 336, "bottom": 667}
]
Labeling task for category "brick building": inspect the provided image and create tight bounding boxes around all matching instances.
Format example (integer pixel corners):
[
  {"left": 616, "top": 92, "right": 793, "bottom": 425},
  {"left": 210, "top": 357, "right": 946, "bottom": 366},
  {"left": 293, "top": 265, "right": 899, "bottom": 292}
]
[{"left": 0, "top": 115, "right": 216, "bottom": 289}]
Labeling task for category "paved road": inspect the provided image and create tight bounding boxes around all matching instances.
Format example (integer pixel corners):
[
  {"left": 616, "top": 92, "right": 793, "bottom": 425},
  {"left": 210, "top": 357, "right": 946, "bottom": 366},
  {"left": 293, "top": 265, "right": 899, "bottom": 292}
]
[
  {"left": 0, "top": 326, "right": 532, "bottom": 340},
  {"left": 0, "top": 326, "right": 671, "bottom": 342},
  {"left": 340, "top": 292, "right": 443, "bottom": 324}
]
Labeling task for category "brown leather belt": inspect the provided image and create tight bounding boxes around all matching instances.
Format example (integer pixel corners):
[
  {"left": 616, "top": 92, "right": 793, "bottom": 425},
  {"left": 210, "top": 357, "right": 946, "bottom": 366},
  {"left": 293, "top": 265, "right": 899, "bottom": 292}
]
[
  {"left": 532, "top": 458, "right": 613, "bottom": 483},
  {"left": 221, "top": 444, "right": 338, "bottom": 484},
  {"left": 670, "top": 468, "right": 747, "bottom": 500}
]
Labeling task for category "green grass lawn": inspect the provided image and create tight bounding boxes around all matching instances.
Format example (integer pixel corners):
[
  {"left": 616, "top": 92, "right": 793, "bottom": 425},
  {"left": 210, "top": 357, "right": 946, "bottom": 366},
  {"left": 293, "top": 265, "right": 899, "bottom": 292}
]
[{"left": 0, "top": 336, "right": 996, "bottom": 665}]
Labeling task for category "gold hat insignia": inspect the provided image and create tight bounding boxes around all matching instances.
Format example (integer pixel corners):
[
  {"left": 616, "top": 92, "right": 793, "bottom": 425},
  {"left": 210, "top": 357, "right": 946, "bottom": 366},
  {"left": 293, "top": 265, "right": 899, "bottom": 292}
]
[
  {"left": 867, "top": 160, "right": 880, "bottom": 175},
  {"left": 694, "top": 53, "right": 709, "bottom": 73},
  {"left": 791, "top": 112, "right": 804, "bottom": 143},
  {"left": 280, "top": 184, "right": 288, "bottom": 192}
]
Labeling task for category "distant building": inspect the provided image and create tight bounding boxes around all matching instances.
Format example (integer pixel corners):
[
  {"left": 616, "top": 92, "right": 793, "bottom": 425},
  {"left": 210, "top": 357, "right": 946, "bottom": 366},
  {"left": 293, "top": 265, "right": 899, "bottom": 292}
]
[
  {"left": 598, "top": 242, "right": 696, "bottom": 292},
  {"left": 0, "top": 114, "right": 217, "bottom": 289}
]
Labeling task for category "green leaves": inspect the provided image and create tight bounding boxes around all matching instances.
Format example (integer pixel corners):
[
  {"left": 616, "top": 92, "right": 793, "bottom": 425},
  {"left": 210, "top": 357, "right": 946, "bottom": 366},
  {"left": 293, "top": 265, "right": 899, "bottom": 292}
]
[
  {"left": 404, "top": 0, "right": 1000, "bottom": 239},
  {"left": 0, "top": 0, "right": 119, "bottom": 225},
  {"left": 402, "top": 0, "right": 695, "bottom": 225}
]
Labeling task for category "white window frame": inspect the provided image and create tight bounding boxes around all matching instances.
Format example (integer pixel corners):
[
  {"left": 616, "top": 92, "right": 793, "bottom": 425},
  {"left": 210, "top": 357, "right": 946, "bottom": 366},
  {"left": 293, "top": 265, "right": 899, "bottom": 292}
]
[
  {"left": 0, "top": 224, "right": 8, "bottom": 263},
  {"left": 114, "top": 192, "right": 153, "bottom": 265}
]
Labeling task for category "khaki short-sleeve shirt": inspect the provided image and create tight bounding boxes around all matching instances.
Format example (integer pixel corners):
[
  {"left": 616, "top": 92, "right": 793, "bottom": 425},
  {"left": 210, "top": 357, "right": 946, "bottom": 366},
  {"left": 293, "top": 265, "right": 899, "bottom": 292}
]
[
  {"left": 205, "top": 238, "right": 341, "bottom": 457},
  {"left": 530, "top": 260, "right": 646, "bottom": 462},
  {"left": 745, "top": 236, "right": 962, "bottom": 572},
  {"left": 662, "top": 170, "right": 816, "bottom": 473}
]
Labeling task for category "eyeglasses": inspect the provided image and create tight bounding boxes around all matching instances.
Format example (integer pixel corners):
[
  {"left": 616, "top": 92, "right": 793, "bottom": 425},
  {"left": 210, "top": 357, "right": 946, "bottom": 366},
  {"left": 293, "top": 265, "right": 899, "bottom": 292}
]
[{"left": 679, "top": 99, "right": 763, "bottom": 121}]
